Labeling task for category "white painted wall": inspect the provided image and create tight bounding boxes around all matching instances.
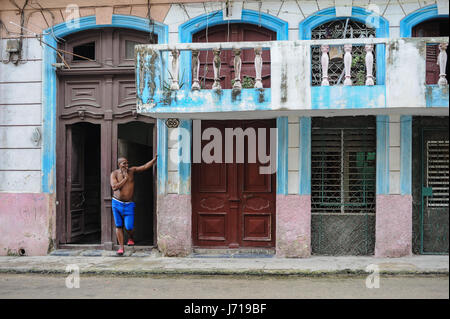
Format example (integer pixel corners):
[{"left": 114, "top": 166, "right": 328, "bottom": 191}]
[
  {"left": 0, "top": 38, "right": 43, "bottom": 193},
  {"left": 167, "top": 127, "right": 180, "bottom": 194}
]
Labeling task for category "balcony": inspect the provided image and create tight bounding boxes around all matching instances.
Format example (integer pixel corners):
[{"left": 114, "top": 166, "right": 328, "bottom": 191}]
[{"left": 135, "top": 36, "right": 449, "bottom": 118}]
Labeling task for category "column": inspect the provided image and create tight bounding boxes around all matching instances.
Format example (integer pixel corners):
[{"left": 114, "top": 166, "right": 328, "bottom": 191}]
[
  {"left": 375, "top": 115, "right": 412, "bottom": 257},
  {"left": 276, "top": 117, "right": 311, "bottom": 258}
]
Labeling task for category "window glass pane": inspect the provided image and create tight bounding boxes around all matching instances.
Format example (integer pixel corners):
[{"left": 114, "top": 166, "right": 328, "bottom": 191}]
[
  {"left": 73, "top": 42, "right": 95, "bottom": 61},
  {"left": 125, "top": 40, "right": 140, "bottom": 59}
]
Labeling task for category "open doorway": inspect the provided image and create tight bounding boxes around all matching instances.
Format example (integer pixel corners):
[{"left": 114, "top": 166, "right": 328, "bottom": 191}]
[
  {"left": 66, "top": 122, "right": 101, "bottom": 244},
  {"left": 117, "top": 121, "right": 154, "bottom": 245}
]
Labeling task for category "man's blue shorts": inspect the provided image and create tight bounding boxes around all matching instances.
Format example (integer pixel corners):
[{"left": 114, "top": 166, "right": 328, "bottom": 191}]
[{"left": 111, "top": 197, "right": 135, "bottom": 230}]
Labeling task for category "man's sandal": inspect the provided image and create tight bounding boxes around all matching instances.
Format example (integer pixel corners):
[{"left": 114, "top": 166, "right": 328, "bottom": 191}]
[{"left": 116, "top": 248, "right": 124, "bottom": 256}]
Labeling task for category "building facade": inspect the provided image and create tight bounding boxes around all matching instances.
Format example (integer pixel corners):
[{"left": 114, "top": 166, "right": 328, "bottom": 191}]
[{"left": 0, "top": 0, "right": 448, "bottom": 257}]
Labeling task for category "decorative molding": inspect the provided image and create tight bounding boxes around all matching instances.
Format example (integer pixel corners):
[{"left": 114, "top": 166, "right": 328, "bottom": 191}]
[{"left": 400, "top": 5, "right": 449, "bottom": 37}]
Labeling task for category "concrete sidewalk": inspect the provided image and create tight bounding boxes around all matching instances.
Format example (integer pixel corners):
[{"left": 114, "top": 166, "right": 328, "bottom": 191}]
[{"left": 0, "top": 249, "right": 448, "bottom": 276}]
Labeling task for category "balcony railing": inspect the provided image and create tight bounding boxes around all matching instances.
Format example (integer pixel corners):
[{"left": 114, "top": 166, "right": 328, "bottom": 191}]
[{"left": 135, "top": 36, "right": 449, "bottom": 116}]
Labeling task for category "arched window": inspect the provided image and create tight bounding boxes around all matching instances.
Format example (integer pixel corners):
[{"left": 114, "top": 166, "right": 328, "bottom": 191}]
[
  {"left": 412, "top": 18, "right": 449, "bottom": 84},
  {"left": 311, "top": 19, "right": 376, "bottom": 86},
  {"left": 192, "top": 23, "right": 276, "bottom": 89}
]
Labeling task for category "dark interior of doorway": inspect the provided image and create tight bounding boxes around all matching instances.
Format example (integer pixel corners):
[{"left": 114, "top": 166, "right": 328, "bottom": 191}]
[
  {"left": 71, "top": 122, "right": 101, "bottom": 244},
  {"left": 118, "top": 122, "right": 154, "bottom": 245}
]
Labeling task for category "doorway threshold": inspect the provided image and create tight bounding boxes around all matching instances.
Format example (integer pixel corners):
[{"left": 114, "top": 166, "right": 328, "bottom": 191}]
[
  {"left": 58, "top": 244, "right": 155, "bottom": 251},
  {"left": 190, "top": 248, "right": 275, "bottom": 258}
]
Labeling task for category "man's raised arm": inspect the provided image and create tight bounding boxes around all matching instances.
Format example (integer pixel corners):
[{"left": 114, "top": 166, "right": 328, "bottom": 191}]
[{"left": 132, "top": 155, "right": 158, "bottom": 173}]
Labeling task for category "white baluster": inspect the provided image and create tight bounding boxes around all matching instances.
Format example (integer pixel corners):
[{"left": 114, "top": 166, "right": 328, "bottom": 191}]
[
  {"left": 437, "top": 42, "right": 448, "bottom": 87},
  {"left": 170, "top": 49, "right": 180, "bottom": 90},
  {"left": 343, "top": 43, "right": 352, "bottom": 86},
  {"left": 212, "top": 48, "right": 222, "bottom": 90},
  {"left": 191, "top": 50, "right": 201, "bottom": 90},
  {"left": 321, "top": 45, "right": 330, "bottom": 86},
  {"left": 254, "top": 47, "right": 263, "bottom": 89},
  {"left": 233, "top": 48, "right": 242, "bottom": 90},
  {"left": 365, "top": 44, "right": 374, "bottom": 86}
]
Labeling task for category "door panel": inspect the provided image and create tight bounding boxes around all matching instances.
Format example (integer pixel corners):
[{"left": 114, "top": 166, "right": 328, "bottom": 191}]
[
  {"left": 66, "top": 125, "right": 86, "bottom": 242},
  {"left": 239, "top": 120, "right": 275, "bottom": 246},
  {"left": 192, "top": 120, "right": 276, "bottom": 248}
]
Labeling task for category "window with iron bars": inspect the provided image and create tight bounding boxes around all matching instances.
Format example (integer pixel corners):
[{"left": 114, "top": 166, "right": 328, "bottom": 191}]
[
  {"left": 311, "top": 19, "right": 376, "bottom": 86},
  {"left": 311, "top": 123, "right": 376, "bottom": 214}
]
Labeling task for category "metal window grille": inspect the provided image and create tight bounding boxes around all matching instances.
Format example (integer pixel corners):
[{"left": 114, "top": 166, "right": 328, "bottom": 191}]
[
  {"left": 311, "top": 20, "right": 376, "bottom": 86},
  {"left": 311, "top": 127, "right": 376, "bottom": 214},
  {"left": 426, "top": 140, "right": 449, "bottom": 208}
]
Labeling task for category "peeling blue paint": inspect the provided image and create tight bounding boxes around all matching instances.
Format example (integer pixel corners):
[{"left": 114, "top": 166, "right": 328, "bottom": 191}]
[
  {"left": 157, "top": 119, "right": 168, "bottom": 195},
  {"left": 425, "top": 85, "right": 449, "bottom": 108},
  {"left": 376, "top": 115, "right": 389, "bottom": 195},
  {"left": 299, "top": 117, "right": 311, "bottom": 195},
  {"left": 178, "top": 119, "right": 191, "bottom": 195},
  {"left": 400, "top": 116, "right": 412, "bottom": 195},
  {"left": 400, "top": 5, "right": 448, "bottom": 37},
  {"left": 311, "top": 85, "right": 386, "bottom": 109},
  {"left": 277, "top": 117, "right": 288, "bottom": 195},
  {"left": 138, "top": 88, "right": 271, "bottom": 113}
]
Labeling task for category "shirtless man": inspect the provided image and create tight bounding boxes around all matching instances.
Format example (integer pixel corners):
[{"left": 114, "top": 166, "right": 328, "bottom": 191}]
[{"left": 110, "top": 155, "right": 157, "bottom": 256}]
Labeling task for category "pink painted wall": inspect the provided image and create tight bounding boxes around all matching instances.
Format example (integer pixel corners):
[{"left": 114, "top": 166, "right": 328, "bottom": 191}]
[
  {"left": 375, "top": 195, "right": 412, "bottom": 257},
  {"left": 276, "top": 195, "right": 311, "bottom": 258},
  {"left": 157, "top": 194, "right": 192, "bottom": 256},
  {"left": 0, "top": 193, "right": 54, "bottom": 256}
]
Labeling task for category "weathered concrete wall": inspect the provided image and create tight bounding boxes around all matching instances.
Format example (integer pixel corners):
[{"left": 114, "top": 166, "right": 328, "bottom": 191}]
[
  {"left": 157, "top": 194, "right": 192, "bottom": 256},
  {"left": 0, "top": 193, "right": 55, "bottom": 256},
  {"left": 276, "top": 195, "right": 311, "bottom": 257},
  {"left": 375, "top": 194, "right": 412, "bottom": 257}
]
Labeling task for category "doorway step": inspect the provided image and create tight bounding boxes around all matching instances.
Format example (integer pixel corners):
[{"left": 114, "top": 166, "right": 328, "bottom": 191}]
[{"left": 189, "top": 248, "right": 275, "bottom": 258}]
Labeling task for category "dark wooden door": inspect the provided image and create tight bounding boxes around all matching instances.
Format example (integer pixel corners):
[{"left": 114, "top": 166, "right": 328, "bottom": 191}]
[
  {"left": 193, "top": 23, "right": 275, "bottom": 89},
  {"left": 66, "top": 125, "right": 86, "bottom": 243},
  {"left": 192, "top": 120, "right": 276, "bottom": 248},
  {"left": 412, "top": 18, "right": 449, "bottom": 85}
]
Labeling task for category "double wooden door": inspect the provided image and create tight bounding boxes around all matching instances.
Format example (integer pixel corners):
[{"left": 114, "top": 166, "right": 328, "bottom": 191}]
[{"left": 192, "top": 120, "right": 276, "bottom": 248}]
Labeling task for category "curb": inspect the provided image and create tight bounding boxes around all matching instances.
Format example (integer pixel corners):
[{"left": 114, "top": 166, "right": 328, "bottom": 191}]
[{"left": 0, "top": 268, "right": 448, "bottom": 277}]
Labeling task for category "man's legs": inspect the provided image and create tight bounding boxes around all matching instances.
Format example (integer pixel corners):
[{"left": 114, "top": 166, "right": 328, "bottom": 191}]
[
  {"left": 112, "top": 200, "right": 125, "bottom": 255},
  {"left": 115, "top": 227, "right": 125, "bottom": 251},
  {"left": 124, "top": 203, "right": 136, "bottom": 246}
]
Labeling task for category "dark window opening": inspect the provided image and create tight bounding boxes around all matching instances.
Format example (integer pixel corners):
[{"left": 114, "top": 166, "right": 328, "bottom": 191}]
[
  {"left": 73, "top": 42, "right": 95, "bottom": 61},
  {"left": 311, "top": 20, "right": 376, "bottom": 86},
  {"left": 412, "top": 18, "right": 449, "bottom": 85}
]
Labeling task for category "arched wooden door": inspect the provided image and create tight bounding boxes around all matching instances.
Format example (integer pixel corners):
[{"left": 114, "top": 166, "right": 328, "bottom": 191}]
[
  {"left": 191, "top": 24, "right": 277, "bottom": 248},
  {"left": 56, "top": 28, "right": 157, "bottom": 247}
]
